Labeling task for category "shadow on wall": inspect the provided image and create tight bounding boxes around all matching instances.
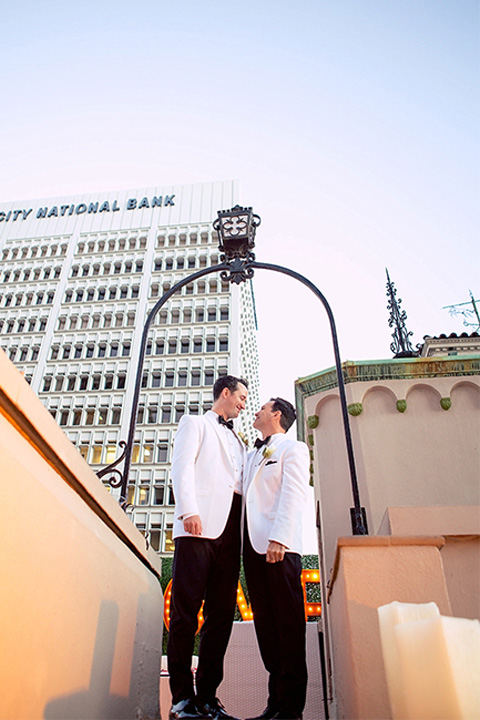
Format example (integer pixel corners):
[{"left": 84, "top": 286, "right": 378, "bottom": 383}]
[{"left": 44, "top": 596, "right": 161, "bottom": 720}]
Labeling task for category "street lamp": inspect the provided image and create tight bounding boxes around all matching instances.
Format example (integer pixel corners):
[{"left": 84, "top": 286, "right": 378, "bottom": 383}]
[
  {"left": 214, "top": 205, "right": 261, "bottom": 259},
  {"left": 98, "top": 206, "right": 368, "bottom": 536}
]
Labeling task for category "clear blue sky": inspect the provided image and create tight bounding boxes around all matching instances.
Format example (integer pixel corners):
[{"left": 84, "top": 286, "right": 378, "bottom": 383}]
[{"left": 2, "top": 0, "right": 478, "bottom": 550}]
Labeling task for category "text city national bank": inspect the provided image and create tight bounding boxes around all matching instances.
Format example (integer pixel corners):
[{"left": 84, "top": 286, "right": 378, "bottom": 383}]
[{"left": 0, "top": 194, "right": 176, "bottom": 223}]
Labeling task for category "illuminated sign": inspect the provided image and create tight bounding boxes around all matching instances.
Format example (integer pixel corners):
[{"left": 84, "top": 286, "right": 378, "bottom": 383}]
[
  {"left": 0, "top": 194, "right": 175, "bottom": 223},
  {"left": 163, "top": 569, "right": 322, "bottom": 632}
]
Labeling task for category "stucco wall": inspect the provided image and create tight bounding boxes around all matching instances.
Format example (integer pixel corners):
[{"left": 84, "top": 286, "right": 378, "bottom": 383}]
[{"left": 0, "top": 349, "right": 163, "bottom": 720}]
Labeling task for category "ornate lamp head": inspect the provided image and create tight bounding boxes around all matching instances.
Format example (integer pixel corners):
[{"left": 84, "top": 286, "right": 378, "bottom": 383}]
[{"left": 213, "top": 205, "right": 261, "bottom": 260}]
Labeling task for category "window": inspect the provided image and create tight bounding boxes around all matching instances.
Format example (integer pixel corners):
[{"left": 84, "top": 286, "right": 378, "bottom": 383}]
[
  {"left": 98, "top": 407, "right": 108, "bottom": 425},
  {"left": 86, "top": 344, "right": 94, "bottom": 358},
  {"left": 165, "top": 372, "right": 174, "bottom": 387},
  {"left": 188, "top": 257, "right": 195, "bottom": 268},
  {"left": 219, "top": 337, "right": 228, "bottom": 351},
  {"left": 165, "top": 258, "right": 173, "bottom": 270},
  {"left": 205, "top": 370, "right": 214, "bottom": 386},
  {"left": 159, "top": 311, "right": 167, "bottom": 324},
  {"left": 193, "top": 339, "right": 202, "bottom": 353},
  {"left": 39, "top": 318, "right": 47, "bottom": 331},
  {"left": 9, "top": 347, "right": 17, "bottom": 361},
  {"left": 181, "top": 339, "right": 189, "bottom": 354},
  {"left": 162, "top": 406, "right": 172, "bottom": 423},
  {"left": 177, "top": 258, "right": 184, "bottom": 269},
  {"left": 36, "top": 293, "right": 44, "bottom": 305},
  {"left": 152, "top": 372, "right": 161, "bottom": 388},
  {"left": 98, "top": 343, "right": 106, "bottom": 358},
  {"left": 28, "top": 319, "right": 36, "bottom": 332},
  {"left": 125, "top": 262, "right": 132, "bottom": 273},
  {"left": 191, "top": 371, "right": 201, "bottom": 386},
  {"left": 51, "top": 346, "right": 59, "bottom": 360},
  {"left": 148, "top": 407, "right": 158, "bottom": 423},
  {"left": 185, "top": 283, "right": 193, "bottom": 295},
  {"left": 42, "top": 377, "right": 52, "bottom": 392},
  {"left": 146, "top": 341, "right": 152, "bottom": 355},
  {"left": 196, "top": 308, "right": 204, "bottom": 322},
  {"left": 143, "top": 445, "right": 154, "bottom": 463},
  {"left": 98, "top": 288, "right": 106, "bottom": 301},
  {"left": 59, "top": 410, "right": 69, "bottom": 426},
  {"left": 17, "top": 320, "right": 25, "bottom": 333},
  {"left": 110, "top": 343, "right": 118, "bottom": 357},
  {"left": 157, "top": 444, "right": 168, "bottom": 463},
  {"left": 122, "top": 342, "right": 131, "bottom": 357},
  {"left": 109, "top": 287, "right": 117, "bottom": 300},
  {"left": 104, "top": 374, "right": 113, "bottom": 390},
  {"left": 87, "top": 289, "right": 94, "bottom": 301},
  {"left": 141, "top": 373, "right": 148, "bottom": 388},
  {"left": 91, "top": 375, "right": 101, "bottom": 391},
  {"left": 67, "top": 377, "right": 76, "bottom": 391},
  {"left": 81, "top": 316, "right": 89, "bottom": 329},
  {"left": 82, "top": 265, "right": 89, "bottom": 276},
  {"left": 183, "top": 309, "right": 192, "bottom": 323},
  {"left": 168, "top": 340, "right": 177, "bottom": 354},
  {"left": 138, "top": 487, "right": 149, "bottom": 506},
  {"left": 62, "top": 346, "right": 71, "bottom": 359},
  {"left": 76, "top": 290, "right": 84, "bottom": 302},
  {"left": 120, "top": 287, "right": 128, "bottom": 299},
  {"left": 57, "top": 317, "right": 66, "bottom": 331},
  {"left": 154, "top": 259, "right": 162, "bottom": 271},
  {"left": 19, "top": 347, "right": 28, "bottom": 361},
  {"left": 72, "top": 410, "right": 82, "bottom": 426},
  {"left": 155, "top": 341, "right": 164, "bottom": 355},
  {"left": 220, "top": 307, "right": 229, "bottom": 320},
  {"left": 178, "top": 372, "right": 187, "bottom": 387},
  {"left": 70, "top": 316, "right": 78, "bottom": 329},
  {"left": 206, "top": 338, "right": 215, "bottom": 352},
  {"left": 85, "top": 409, "right": 95, "bottom": 425},
  {"left": 175, "top": 405, "right": 185, "bottom": 421},
  {"left": 208, "top": 309, "right": 216, "bottom": 321},
  {"left": 154, "top": 486, "right": 165, "bottom": 505},
  {"left": 111, "top": 407, "right": 121, "bottom": 424},
  {"left": 117, "top": 374, "right": 126, "bottom": 389},
  {"left": 79, "top": 376, "right": 88, "bottom": 390},
  {"left": 91, "top": 446, "right": 102, "bottom": 464},
  {"left": 74, "top": 345, "right": 82, "bottom": 359},
  {"left": 137, "top": 406, "right": 145, "bottom": 424}
]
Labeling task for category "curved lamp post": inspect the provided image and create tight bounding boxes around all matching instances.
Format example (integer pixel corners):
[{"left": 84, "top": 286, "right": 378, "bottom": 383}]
[{"left": 98, "top": 205, "right": 368, "bottom": 536}]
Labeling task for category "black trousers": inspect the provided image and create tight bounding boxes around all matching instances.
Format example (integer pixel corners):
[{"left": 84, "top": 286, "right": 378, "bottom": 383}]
[
  {"left": 243, "top": 528, "right": 308, "bottom": 717},
  {"left": 167, "top": 493, "right": 241, "bottom": 705}
]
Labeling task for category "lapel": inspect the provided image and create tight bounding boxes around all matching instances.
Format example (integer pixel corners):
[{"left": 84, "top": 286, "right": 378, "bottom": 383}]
[{"left": 247, "top": 433, "right": 288, "bottom": 487}]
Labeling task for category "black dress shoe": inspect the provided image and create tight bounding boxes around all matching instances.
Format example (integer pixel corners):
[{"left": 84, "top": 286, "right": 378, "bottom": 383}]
[
  {"left": 169, "top": 698, "right": 213, "bottom": 719},
  {"left": 199, "top": 698, "right": 240, "bottom": 720},
  {"left": 245, "top": 708, "right": 278, "bottom": 720}
]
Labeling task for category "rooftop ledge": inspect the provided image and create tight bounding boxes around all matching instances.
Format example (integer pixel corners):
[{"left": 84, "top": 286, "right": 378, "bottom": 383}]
[
  {"left": 295, "top": 354, "right": 480, "bottom": 398},
  {"left": 0, "top": 348, "right": 161, "bottom": 579}
]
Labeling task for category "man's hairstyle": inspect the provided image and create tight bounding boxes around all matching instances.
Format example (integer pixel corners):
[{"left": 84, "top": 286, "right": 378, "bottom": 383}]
[
  {"left": 270, "top": 397, "right": 296, "bottom": 432},
  {"left": 213, "top": 374, "right": 248, "bottom": 400}
]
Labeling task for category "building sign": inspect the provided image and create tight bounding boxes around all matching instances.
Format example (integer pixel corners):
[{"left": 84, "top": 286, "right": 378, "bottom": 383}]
[{"left": 0, "top": 194, "right": 175, "bottom": 223}]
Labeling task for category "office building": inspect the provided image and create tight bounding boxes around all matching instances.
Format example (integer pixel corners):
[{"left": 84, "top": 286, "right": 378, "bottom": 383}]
[{"left": 0, "top": 181, "right": 260, "bottom": 554}]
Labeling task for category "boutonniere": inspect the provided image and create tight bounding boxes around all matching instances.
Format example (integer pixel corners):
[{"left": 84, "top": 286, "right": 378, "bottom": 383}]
[
  {"left": 263, "top": 444, "right": 276, "bottom": 460},
  {"left": 238, "top": 431, "right": 249, "bottom": 448}
]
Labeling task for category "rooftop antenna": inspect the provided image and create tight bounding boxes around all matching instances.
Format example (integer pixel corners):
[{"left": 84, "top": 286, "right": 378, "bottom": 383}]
[
  {"left": 386, "top": 268, "right": 418, "bottom": 358},
  {"left": 443, "top": 291, "right": 480, "bottom": 332}
]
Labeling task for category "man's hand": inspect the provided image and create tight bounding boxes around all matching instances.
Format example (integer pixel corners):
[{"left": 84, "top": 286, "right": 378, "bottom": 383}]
[
  {"left": 266, "top": 540, "right": 286, "bottom": 563},
  {"left": 183, "top": 514, "right": 203, "bottom": 536}
]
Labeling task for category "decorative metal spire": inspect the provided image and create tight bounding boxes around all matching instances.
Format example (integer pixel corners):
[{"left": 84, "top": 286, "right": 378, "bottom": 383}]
[{"left": 386, "top": 269, "right": 418, "bottom": 358}]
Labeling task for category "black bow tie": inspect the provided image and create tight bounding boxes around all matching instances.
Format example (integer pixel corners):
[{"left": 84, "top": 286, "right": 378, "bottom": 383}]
[
  {"left": 254, "top": 436, "right": 271, "bottom": 449},
  {"left": 218, "top": 415, "right": 234, "bottom": 431}
]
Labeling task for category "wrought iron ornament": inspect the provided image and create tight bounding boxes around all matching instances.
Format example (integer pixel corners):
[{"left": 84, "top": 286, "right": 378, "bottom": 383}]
[
  {"left": 386, "top": 268, "right": 418, "bottom": 358},
  {"left": 97, "top": 206, "right": 368, "bottom": 536}
]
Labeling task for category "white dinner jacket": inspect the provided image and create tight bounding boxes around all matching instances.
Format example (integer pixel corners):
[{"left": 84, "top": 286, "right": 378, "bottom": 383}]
[
  {"left": 171, "top": 410, "right": 247, "bottom": 540},
  {"left": 244, "top": 433, "right": 310, "bottom": 555}
]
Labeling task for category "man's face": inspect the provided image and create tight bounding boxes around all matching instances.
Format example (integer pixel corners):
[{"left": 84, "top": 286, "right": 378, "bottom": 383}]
[
  {"left": 224, "top": 383, "right": 248, "bottom": 419},
  {"left": 253, "top": 400, "right": 277, "bottom": 435}
]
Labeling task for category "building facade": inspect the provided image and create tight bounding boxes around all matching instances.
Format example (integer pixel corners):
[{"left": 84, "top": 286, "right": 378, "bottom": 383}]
[{"left": 0, "top": 181, "right": 260, "bottom": 554}]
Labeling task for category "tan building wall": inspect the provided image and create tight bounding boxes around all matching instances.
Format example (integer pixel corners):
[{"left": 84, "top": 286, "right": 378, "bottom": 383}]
[
  {"left": 0, "top": 349, "right": 163, "bottom": 720},
  {"left": 296, "top": 356, "right": 480, "bottom": 719}
]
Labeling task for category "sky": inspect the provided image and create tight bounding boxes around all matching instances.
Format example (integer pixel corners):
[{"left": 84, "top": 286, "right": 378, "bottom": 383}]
[{"left": 1, "top": 0, "right": 479, "bottom": 549}]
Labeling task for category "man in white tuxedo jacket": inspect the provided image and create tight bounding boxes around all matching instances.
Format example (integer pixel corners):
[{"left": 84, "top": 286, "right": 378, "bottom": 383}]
[
  {"left": 244, "top": 398, "right": 309, "bottom": 720},
  {"left": 167, "top": 375, "right": 248, "bottom": 720}
]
